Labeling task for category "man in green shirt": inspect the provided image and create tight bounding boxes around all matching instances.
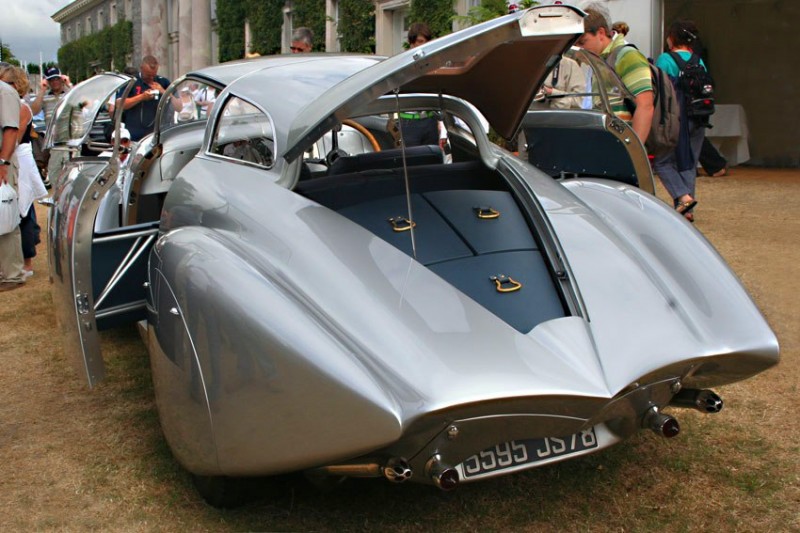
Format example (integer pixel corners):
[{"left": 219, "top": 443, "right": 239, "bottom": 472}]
[{"left": 576, "top": 7, "right": 654, "bottom": 145}]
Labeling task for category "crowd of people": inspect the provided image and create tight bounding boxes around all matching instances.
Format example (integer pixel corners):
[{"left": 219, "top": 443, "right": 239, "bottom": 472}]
[
  {"left": 575, "top": 5, "right": 726, "bottom": 222},
  {"left": 0, "top": 62, "right": 49, "bottom": 291},
  {"left": 0, "top": 54, "right": 174, "bottom": 291}
]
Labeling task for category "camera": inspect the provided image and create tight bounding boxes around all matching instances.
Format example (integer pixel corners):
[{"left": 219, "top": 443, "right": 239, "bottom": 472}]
[{"left": 149, "top": 89, "right": 160, "bottom": 100}]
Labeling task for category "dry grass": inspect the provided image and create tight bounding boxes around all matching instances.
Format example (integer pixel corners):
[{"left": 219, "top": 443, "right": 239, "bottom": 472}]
[{"left": 1, "top": 168, "right": 798, "bottom": 532}]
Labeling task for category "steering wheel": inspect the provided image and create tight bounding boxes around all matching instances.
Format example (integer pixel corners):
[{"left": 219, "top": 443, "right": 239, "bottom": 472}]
[{"left": 342, "top": 119, "right": 382, "bottom": 153}]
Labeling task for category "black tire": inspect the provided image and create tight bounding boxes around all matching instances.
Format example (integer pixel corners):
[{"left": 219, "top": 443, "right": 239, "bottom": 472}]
[{"left": 192, "top": 474, "right": 247, "bottom": 509}]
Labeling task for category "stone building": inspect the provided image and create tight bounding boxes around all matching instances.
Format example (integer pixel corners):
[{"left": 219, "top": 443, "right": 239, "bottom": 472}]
[
  {"left": 52, "top": 0, "right": 219, "bottom": 81},
  {"left": 51, "top": 1, "right": 481, "bottom": 77},
  {"left": 52, "top": 0, "right": 798, "bottom": 166}
]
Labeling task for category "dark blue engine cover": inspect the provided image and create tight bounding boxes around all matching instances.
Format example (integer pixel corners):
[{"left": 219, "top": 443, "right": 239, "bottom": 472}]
[{"left": 336, "top": 189, "right": 566, "bottom": 333}]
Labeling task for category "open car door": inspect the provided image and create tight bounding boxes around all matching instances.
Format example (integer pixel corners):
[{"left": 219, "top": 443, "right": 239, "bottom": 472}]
[
  {"left": 520, "top": 49, "right": 655, "bottom": 194},
  {"left": 48, "top": 73, "right": 158, "bottom": 387}
]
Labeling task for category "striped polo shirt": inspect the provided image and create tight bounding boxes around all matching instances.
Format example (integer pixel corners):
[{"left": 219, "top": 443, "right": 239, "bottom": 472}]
[{"left": 602, "top": 34, "right": 653, "bottom": 121}]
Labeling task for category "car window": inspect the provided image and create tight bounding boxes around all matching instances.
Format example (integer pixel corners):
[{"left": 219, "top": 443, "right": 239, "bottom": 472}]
[
  {"left": 529, "top": 49, "right": 635, "bottom": 115},
  {"left": 49, "top": 75, "right": 128, "bottom": 146},
  {"left": 158, "top": 80, "right": 218, "bottom": 134},
  {"left": 209, "top": 96, "right": 275, "bottom": 169}
]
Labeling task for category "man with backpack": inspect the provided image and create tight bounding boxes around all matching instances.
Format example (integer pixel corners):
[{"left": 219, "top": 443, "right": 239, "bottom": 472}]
[
  {"left": 576, "top": 6, "right": 655, "bottom": 146},
  {"left": 652, "top": 19, "right": 713, "bottom": 222}
]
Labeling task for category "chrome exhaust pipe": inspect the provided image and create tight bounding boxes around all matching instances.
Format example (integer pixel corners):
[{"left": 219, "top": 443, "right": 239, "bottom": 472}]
[
  {"left": 643, "top": 406, "right": 680, "bottom": 438},
  {"left": 425, "top": 454, "right": 460, "bottom": 491},
  {"left": 313, "top": 463, "right": 382, "bottom": 478},
  {"left": 382, "top": 457, "right": 413, "bottom": 483},
  {"left": 311, "top": 457, "right": 413, "bottom": 483},
  {"left": 670, "top": 389, "right": 724, "bottom": 413}
]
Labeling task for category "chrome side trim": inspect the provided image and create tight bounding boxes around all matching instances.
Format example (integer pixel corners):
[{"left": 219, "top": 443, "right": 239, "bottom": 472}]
[
  {"left": 93, "top": 233, "right": 157, "bottom": 309},
  {"left": 94, "top": 300, "right": 148, "bottom": 320},
  {"left": 93, "top": 227, "right": 159, "bottom": 243}
]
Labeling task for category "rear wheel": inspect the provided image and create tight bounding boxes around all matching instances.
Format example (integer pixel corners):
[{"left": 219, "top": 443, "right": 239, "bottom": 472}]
[{"left": 192, "top": 474, "right": 246, "bottom": 508}]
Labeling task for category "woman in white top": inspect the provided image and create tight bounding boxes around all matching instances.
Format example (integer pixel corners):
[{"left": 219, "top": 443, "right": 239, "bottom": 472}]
[{"left": 2, "top": 67, "right": 47, "bottom": 276}]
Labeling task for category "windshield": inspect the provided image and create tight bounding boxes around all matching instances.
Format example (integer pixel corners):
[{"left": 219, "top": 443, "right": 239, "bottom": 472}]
[
  {"left": 158, "top": 79, "right": 219, "bottom": 135},
  {"left": 530, "top": 49, "right": 635, "bottom": 116},
  {"left": 49, "top": 74, "right": 128, "bottom": 147}
]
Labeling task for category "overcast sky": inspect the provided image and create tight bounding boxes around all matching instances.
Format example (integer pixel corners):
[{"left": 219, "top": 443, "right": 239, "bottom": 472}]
[{"left": 0, "top": 0, "right": 70, "bottom": 65}]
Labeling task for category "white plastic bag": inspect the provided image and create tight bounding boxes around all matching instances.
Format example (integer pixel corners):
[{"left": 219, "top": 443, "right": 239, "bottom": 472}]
[{"left": 0, "top": 182, "right": 20, "bottom": 235}]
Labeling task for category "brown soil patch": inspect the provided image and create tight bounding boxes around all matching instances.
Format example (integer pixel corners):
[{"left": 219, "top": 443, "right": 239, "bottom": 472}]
[{"left": 1, "top": 168, "right": 798, "bottom": 531}]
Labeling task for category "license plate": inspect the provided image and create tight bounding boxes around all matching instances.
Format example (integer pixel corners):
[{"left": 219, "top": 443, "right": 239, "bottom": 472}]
[{"left": 458, "top": 427, "right": 598, "bottom": 480}]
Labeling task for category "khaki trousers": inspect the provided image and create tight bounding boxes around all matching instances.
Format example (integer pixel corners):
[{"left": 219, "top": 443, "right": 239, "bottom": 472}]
[
  {"left": 47, "top": 149, "right": 69, "bottom": 187},
  {"left": 0, "top": 157, "right": 25, "bottom": 284}
]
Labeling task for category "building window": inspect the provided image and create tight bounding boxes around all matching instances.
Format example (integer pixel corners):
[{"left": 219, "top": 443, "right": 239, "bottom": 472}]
[
  {"left": 110, "top": 2, "right": 117, "bottom": 24},
  {"left": 98, "top": 10, "right": 104, "bottom": 31}
]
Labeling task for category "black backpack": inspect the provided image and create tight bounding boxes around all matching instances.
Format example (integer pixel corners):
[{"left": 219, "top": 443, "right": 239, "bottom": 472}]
[
  {"left": 668, "top": 51, "right": 715, "bottom": 121},
  {"left": 607, "top": 45, "right": 680, "bottom": 158}
]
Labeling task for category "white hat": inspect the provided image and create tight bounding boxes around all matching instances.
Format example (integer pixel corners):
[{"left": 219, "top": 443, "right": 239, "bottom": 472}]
[{"left": 112, "top": 124, "right": 131, "bottom": 141}]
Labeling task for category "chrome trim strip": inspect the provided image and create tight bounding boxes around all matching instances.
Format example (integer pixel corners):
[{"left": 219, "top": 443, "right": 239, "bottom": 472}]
[
  {"left": 94, "top": 234, "right": 156, "bottom": 309},
  {"left": 93, "top": 228, "right": 159, "bottom": 244},
  {"left": 95, "top": 300, "right": 147, "bottom": 320}
]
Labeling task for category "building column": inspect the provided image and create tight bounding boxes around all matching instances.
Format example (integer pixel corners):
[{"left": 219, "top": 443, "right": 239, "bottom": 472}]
[
  {"left": 178, "top": 0, "right": 193, "bottom": 76},
  {"left": 192, "top": 0, "right": 212, "bottom": 70},
  {"left": 282, "top": 2, "right": 293, "bottom": 54},
  {"left": 325, "top": 0, "right": 339, "bottom": 52},
  {"left": 140, "top": 0, "right": 169, "bottom": 67}
]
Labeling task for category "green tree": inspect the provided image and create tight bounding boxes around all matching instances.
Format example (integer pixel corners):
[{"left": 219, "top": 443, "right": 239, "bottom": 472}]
[
  {"left": 216, "top": 0, "right": 247, "bottom": 61},
  {"left": 246, "top": 0, "right": 284, "bottom": 56},
  {"left": 57, "top": 20, "right": 132, "bottom": 82},
  {"left": 293, "top": 0, "right": 326, "bottom": 52},
  {"left": 0, "top": 42, "right": 20, "bottom": 65},
  {"left": 216, "top": 0, "right": 376, "bottom": 57},
  {"left": 408, "top": 0, "right": 455, "bottom": 39},
  {"left": 339, "top": 0, "right": 375, "bottom": 53},
  {"left": 455, "top": 0, "right": 538, "bottom": 26}
]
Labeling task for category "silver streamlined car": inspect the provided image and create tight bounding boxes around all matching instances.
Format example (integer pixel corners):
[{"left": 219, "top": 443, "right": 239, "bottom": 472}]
[{"left": 47, "top": 5, "right": 778, "bottom": 507}]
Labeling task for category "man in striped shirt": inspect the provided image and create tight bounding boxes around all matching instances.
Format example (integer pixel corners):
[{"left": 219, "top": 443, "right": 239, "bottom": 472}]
[{"left": 576, "top": 7, "right": 654, "bottom": 145}]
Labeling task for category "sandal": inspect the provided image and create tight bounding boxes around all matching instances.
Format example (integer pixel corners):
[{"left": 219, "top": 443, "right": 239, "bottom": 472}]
[{"left": 676, "top": 199, "right": 697, "bottom": 215}]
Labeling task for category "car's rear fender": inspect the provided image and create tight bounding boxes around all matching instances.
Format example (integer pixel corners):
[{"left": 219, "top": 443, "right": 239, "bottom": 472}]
[
  {"left": 148, "top": 226, "right": 404, "bottom": 476},
  {"left": 555, "top": 179, "right": 779, "bottom": 391}
]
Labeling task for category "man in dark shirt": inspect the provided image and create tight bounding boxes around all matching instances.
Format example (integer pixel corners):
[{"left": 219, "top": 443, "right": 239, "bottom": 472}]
[{"left": 120, "top": 56, "right": 170, "bottom": 141}]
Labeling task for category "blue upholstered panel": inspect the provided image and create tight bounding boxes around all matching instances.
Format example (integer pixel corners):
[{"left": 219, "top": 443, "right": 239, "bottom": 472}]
[
  {"left": 296, "top": 161, "right": 502, "bottom": 210},
  {"left": 423, "top": 190, "right": 538, "bottom": 254},
  {"left": 328, "top": 145, "right": 443, "bottom": 175},
  {"left": 337, "top": 194, "right": 473, "bottom": 265},
  {"left": 428, "top": 251, "right": 565, "bottom": 333}
]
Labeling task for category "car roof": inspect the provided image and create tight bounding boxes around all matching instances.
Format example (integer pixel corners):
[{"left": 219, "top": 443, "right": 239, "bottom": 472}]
[{"left": 186, "top": 54, "right": 376, "bottom": 87}]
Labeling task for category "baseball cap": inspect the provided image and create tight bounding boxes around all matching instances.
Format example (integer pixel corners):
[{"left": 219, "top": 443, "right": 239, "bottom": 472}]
[
  {"left": 112, "top": 125, "right": 131, "bottom": 141},
  {"left": 44, "top": 66, "right": 62, "bottom": 80}
]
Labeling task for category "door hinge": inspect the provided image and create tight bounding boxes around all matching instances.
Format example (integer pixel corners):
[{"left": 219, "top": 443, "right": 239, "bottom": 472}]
[{"left": 76, "top": 293, "right": 90, "bottom": 315}]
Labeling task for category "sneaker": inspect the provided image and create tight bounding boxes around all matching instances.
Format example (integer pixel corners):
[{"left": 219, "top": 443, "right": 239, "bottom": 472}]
[{"left": 23, "top": 270, "right": 34, "bottom": 278}]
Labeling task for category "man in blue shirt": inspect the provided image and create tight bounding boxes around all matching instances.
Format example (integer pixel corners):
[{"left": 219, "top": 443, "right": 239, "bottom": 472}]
[{"left": 120, "top": 56, "right": 170, "bottom": 141}]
